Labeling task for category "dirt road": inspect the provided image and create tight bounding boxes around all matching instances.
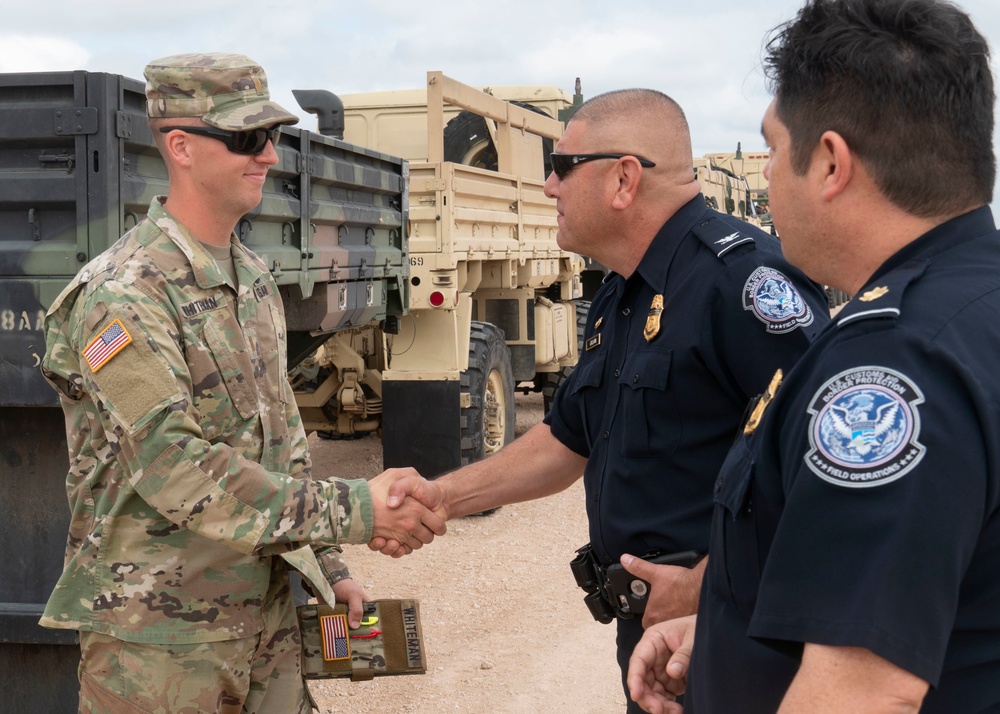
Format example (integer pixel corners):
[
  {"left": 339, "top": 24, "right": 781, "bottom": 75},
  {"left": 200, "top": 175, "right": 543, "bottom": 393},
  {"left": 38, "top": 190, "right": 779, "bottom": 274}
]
[{"left": 306, "top": 392, "right": 627, "bottom": 713}]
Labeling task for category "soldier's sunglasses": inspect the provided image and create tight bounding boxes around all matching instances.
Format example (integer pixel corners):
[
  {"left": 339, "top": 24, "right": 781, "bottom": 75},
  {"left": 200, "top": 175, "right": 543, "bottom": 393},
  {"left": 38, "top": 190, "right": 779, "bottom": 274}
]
[
  {"left": 158, "top": 125, "right": 279, "bottom": 155},
  {"left": 549, "top": 153, "right": 656, "bottom": 179}
]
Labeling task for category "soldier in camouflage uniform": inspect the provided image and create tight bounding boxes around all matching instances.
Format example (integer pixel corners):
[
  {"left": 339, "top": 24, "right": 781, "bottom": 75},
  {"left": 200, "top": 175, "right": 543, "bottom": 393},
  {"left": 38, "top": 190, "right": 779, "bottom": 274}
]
[{"left": 40, "top": 52, "right": 445, "bottom": 714}]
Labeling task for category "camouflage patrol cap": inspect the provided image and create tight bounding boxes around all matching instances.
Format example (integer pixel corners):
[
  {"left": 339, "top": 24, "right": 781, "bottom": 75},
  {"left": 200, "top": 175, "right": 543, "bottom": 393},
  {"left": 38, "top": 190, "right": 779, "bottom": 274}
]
[{"left": 144, "top": 52, "right": 298, "bottom": 130}]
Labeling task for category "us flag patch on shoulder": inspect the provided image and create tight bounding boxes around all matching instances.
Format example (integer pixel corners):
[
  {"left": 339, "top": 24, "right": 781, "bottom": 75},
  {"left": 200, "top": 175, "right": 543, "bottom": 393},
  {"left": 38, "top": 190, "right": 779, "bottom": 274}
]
[
  {"left": 320, "top": 613, "right": 351, "bottom": 661},
  {"left": 83, "top": 318, "right": 132, "bottom": 373}
]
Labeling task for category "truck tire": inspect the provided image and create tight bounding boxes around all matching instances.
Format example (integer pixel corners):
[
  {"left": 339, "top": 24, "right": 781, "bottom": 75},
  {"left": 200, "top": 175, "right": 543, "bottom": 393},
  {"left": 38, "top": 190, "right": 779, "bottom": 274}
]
[
  {"left": 443, "top": 102, "right": 554, "bottom": 176},
  {"left": 462, "top": 322, "right": 517, "bottom": 464},
  {"left": 539, "top": 300, "right": 590, "bottom": 414},
  {"left": 460, "top": 322, "right": 516, "bottom": 516}
]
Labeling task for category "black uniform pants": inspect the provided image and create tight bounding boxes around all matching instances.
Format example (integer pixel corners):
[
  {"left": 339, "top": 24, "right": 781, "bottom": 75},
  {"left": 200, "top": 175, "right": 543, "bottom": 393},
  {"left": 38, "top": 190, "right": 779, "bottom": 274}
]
[{"left": 617, "top": 617, "right": 650, "bottom": 714}]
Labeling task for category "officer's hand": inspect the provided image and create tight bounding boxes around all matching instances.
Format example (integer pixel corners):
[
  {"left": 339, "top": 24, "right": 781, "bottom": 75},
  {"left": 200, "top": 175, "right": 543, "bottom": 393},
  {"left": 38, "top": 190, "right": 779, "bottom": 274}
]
[
  {"left": 331, "top": 578, "right": 370, "bottom": 629},
  {"left": 368, "top": 469, "right": 447, "bottom": 553},
  {"left": 621, "top": 554, "right": 707, "bottom": 628},
  {"left": 368, "top": 471, "right": 450, "bottom": 556},
  {"left": 627, "top": 614, "right": 696, "bottom": 714}
]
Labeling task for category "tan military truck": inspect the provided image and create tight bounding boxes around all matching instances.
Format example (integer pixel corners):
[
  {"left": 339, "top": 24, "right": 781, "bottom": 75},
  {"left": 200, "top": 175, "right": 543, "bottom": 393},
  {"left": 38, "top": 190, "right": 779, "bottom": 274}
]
[
  {"left": 294, "top": 72, "right": 584, "bottom": 478},
  {"left": 704, "top": 144, "right": 771, "bottom": 196},
  {"left": 700, "top": 145, "right": 849, "bottom": 307},
  {"left": 695, "top": 150, "right": 768, "bottom": 232}
]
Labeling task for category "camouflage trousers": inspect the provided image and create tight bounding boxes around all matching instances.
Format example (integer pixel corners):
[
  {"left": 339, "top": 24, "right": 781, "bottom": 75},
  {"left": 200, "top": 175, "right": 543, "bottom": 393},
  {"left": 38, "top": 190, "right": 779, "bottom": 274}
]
[{"left": 78, "top": 565, "right": 312, "bottom": 714}]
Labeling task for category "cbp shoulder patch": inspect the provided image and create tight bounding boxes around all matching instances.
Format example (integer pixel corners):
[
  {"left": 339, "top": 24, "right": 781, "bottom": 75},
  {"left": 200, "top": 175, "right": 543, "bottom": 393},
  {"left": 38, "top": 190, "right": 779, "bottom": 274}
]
[
  {"left": 83, "top": 318, "right": 132, "bottom": 373},
  {"left": 742, "top": 266, "right": 814, "bottom": 334},
  {"left": 805, "top": 366, "right": 926, "bottom": 488}
]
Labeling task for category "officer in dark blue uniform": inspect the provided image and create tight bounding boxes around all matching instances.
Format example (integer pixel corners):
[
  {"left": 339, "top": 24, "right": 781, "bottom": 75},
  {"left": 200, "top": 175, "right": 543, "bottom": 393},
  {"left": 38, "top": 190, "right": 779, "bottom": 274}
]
[
  {"left": 381, "top": 87, "right": 828, "bottom": 713},
  {"left": 627, "top": 2, "right": 1000, "bottom": 712},
  {"left": 546, "top": 190, "right": 828, "bottom": 706}
]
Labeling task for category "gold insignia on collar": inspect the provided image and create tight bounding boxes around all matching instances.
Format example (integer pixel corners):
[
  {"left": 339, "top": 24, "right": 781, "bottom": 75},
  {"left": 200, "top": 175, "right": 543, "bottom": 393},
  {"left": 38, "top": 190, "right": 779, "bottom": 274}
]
[
  {"left": 594, "top": 316, "right": 603, "bottom": 329},
  {"left": 744, "top": 369, "right": 783, "bottom": 436},
  {"left": 858, "top": 286, "right": 889, "bottom": 302},
  {"left": 644, "top": 294, "right": 664, "bottom": 342}
]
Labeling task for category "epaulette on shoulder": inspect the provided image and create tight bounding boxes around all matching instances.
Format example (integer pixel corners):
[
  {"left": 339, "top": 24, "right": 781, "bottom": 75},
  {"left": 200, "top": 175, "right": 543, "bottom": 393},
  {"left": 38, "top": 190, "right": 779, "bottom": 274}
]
[
  {"left": 834, "top": 259, "right": 927, "bottom": 328},
  {"left": 692, "top": 218, "right": 756, "bottom": 261}
]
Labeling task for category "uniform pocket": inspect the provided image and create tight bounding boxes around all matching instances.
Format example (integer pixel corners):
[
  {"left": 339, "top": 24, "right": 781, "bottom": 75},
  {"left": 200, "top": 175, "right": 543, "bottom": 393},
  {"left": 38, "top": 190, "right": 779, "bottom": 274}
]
[
  {"left": 571, "top": 351, "right": 606, "bottom": 452},
  {"left": 619, "top": 348, "right": 679, "bottom": 458},
  {"left": 708, "top": 437, "right": 762, "bottom": 616},
  {"left": 200, "top": 317, "right": 259, "bottom": 438}
]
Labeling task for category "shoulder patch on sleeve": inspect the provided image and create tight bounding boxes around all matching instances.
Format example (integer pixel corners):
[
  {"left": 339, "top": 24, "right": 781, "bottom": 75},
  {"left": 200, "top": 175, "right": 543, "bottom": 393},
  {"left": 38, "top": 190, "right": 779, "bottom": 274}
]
[
  {"left": 87, "top": 308, "right": 177, "bottom": 434},
  {"left": 83, "top": 318, "right": 132, "bottom": 373},
  {"left": 742, "top": 266, "right": 815, "bottom": 334},
  {"left": 805, "top": 366, "right": 926, "bottom": 488},
  {"left": 692, "top": 218, "right": 755, "bottom": 259}
]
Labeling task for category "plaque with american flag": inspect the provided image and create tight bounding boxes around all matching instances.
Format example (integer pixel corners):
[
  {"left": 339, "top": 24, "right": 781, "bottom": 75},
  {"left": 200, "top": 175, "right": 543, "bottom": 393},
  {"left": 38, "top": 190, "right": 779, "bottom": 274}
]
[
  {"left": 83, "top": 318, "right": 132, "bottom": 373},
  {"left": 320, "top": 613, "right": 351, "bottom": 661}
]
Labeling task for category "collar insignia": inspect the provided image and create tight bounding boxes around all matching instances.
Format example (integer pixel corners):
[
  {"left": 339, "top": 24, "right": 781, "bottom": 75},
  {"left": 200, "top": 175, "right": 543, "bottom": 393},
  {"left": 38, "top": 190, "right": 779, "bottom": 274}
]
[{"left": 858, "top": 286, "right": 889, "bottom": 302}]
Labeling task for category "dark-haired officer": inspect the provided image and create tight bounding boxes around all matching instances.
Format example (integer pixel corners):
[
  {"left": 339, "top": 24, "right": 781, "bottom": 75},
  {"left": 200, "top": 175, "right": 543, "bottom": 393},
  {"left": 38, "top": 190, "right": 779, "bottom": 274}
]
[{"left": 628, "top": 1, "right": 1000, "bottom": 712}]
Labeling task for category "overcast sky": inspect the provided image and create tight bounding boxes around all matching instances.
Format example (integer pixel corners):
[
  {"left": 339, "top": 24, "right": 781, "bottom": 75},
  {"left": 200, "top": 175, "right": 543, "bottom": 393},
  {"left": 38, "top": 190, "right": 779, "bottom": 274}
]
[{"left": 3, "top": 0, "right": 999, "bottom": 206}]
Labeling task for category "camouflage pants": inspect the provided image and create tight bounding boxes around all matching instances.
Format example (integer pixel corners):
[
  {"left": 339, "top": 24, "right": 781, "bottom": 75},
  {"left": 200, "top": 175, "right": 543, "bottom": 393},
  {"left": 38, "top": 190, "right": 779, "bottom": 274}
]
[{"left": 78, "top": 567, "right": 311, "bottom": 714}]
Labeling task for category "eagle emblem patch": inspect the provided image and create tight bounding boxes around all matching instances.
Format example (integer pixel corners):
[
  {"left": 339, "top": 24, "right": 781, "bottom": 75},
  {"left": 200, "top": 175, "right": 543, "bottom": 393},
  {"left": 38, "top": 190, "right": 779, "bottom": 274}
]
[
  {"left": 805, "top": 366, "right": 925, "bottom": 488},
  {"left": 742, "top": 266, "right": 814, "bottom": 333}
]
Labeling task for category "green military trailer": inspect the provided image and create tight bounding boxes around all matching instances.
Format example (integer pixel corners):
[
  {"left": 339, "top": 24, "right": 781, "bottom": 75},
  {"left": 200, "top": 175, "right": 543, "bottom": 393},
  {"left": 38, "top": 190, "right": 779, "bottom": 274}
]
[{"left": 0, "top": 69, "right": 408, "bottom": 711}]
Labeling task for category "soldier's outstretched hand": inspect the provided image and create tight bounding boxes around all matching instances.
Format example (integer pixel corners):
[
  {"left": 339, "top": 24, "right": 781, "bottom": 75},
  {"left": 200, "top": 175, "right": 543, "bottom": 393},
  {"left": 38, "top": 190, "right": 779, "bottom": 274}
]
[
  {"left": 367, "top": 468, "right": 447, "bottom": 555},
  {"left": 627, "top": 614, "right": 696, "bottom": 714},
  {"left": 368, "top": 470, "right": 449, "bottom": 557}
]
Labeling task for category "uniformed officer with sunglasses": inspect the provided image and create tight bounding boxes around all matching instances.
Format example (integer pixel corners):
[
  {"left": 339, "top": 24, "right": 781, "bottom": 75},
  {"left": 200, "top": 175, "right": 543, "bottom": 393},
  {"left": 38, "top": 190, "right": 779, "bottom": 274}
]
[
  {"left": 40, "top": 52, "right": 446, "bottom": 713},
  {"left": 378, "top": 87, "right": 832, "bottom": 712}
]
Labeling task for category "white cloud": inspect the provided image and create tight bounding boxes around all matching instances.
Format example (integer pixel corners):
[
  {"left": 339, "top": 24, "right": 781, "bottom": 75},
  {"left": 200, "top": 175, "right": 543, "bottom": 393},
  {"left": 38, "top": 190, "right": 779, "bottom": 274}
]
[{"left": 0, "top": 35, "right": 90, "bottom": 73}]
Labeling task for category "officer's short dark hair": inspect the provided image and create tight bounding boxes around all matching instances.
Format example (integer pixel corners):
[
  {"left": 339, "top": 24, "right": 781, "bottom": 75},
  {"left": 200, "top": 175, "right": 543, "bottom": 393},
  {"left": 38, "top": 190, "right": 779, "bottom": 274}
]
[{"left": 764, "top": 0, "right": 995, "bottom": 217}]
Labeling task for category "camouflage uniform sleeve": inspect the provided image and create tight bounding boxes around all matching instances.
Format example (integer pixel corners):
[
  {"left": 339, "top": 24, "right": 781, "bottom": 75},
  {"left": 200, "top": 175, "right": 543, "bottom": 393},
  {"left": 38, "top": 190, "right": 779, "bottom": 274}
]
[
  {"left": 74, "top": 280, "right": 374, "bottom": 553},
  {"left": 284, "top": 383, "right": 312, "bottom": 479},
  {"left": 313, "top": 545, "right": 352, "bottom": 586}
]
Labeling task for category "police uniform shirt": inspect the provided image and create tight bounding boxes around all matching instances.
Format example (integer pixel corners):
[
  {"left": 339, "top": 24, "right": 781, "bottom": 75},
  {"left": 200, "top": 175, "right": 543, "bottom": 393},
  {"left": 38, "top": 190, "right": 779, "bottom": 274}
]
[
  {"left": 40, "top": 197, "right": 372, "bottom": 644},
  {"left": 691, "top": 207, "right": 1000, "bottom": 713},
  {"left": 544, "top": 195, "right": 829, "bottom": 566}
]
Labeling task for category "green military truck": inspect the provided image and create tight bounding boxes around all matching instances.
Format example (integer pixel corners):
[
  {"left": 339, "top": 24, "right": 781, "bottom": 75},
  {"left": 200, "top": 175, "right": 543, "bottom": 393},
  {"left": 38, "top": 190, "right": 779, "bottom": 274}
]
[{"left": 0, "top": 68, "right": 408, "bottom": 710}]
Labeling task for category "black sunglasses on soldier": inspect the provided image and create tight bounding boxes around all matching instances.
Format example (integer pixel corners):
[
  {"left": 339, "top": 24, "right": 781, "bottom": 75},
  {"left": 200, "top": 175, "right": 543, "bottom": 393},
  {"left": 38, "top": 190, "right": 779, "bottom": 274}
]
[
  {"left": 549, "top": 152, "right": 656, "bottom": 179},
  {"left": 158, "top": 125, "right": 279, "bottom": 155}
]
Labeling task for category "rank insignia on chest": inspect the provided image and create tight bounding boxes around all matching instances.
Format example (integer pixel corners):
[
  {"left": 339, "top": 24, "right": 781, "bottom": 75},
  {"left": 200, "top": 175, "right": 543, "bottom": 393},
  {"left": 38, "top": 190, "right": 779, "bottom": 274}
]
[
  {"left": 644, "top": 294, "right": 664, "bottom": 342},
  {"left": 585, "top": 333, "right": 602, "bottom": 351},
  {"left": 83, "top": 318, "right": 132, "bottom": 373},
  {"left": 320, "top": 613, "right": 351, "bottom": 661},
  {"left": 594, "top": 316, "right": 603, "bottom": 329}
]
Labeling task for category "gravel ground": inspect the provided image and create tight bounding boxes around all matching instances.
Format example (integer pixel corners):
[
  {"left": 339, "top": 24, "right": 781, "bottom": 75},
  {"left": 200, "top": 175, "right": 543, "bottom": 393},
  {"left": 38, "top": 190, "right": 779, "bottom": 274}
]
[{"left": 306, "top": 391, "right": 627, "bottom": 713}]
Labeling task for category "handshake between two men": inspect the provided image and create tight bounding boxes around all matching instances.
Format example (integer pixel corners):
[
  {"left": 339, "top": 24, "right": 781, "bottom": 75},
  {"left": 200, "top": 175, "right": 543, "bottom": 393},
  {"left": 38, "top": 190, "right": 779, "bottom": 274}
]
[{"left": 366, "top": 468, "right": 451, "bottom": 557}]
